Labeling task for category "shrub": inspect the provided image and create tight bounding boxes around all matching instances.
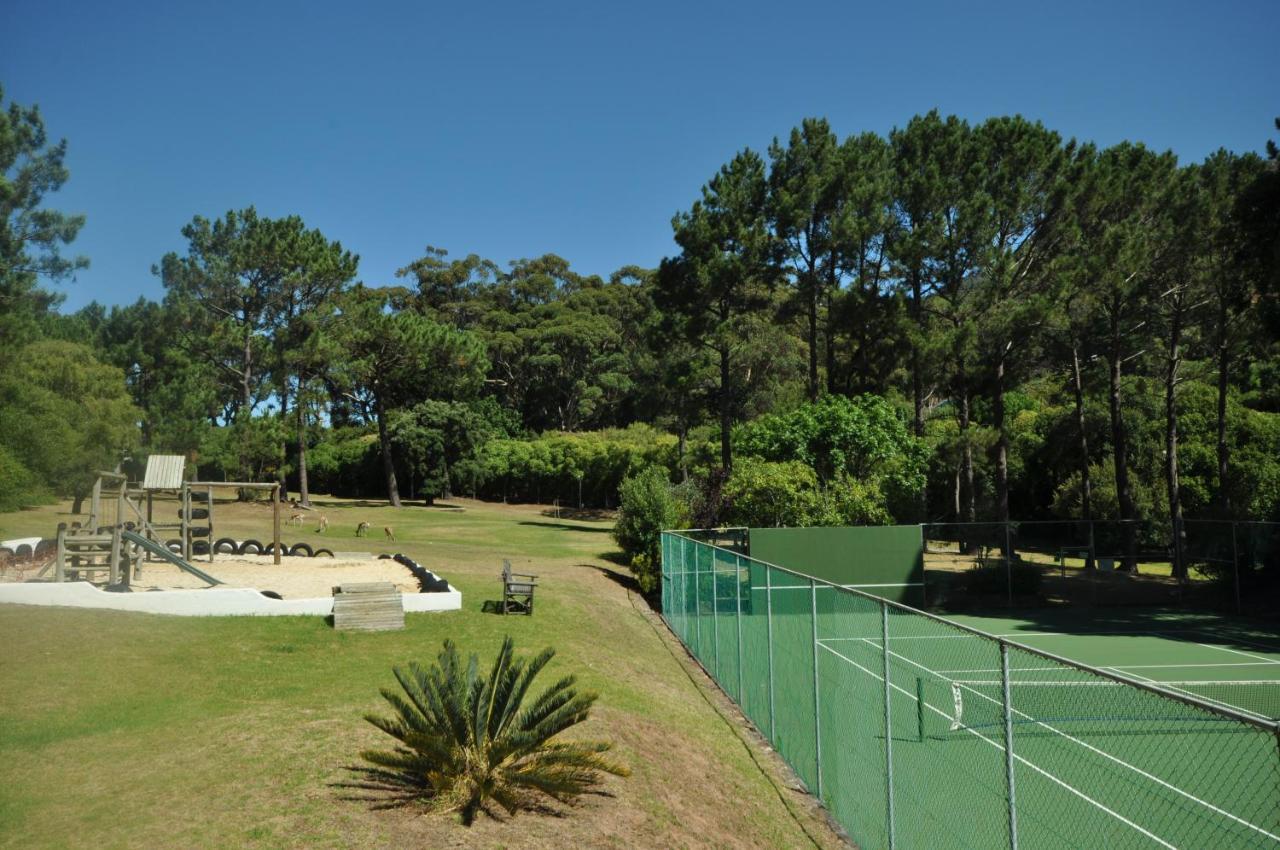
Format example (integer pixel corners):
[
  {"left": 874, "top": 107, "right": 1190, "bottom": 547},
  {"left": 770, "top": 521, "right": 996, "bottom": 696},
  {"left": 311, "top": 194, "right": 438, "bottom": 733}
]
[
  {"left": 613, "top": 466, "right": 687, "bottom": 591},
  {"left": 344, "top": 637, "right": 628, "bottom": 825}
]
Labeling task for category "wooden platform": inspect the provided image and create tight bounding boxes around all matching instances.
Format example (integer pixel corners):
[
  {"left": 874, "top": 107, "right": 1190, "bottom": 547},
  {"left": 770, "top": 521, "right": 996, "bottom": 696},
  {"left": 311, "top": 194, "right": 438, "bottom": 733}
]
[{"left": 331, "top": 582, "right": 404, "bottom": 631}]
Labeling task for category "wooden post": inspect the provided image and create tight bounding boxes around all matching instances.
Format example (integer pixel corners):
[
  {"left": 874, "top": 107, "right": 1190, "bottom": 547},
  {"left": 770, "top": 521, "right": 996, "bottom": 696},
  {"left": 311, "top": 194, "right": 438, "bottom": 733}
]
[
  {"left": 90, "top": 477, "right": 102, "bottom": 531},
  {"left": 272, "top": 484, "right": 282, "bottom": 565},
  {"left": 109, "top": 524, "right": 122, "bottom": 585},
  {"left": 182, "top": 485, "right": 191, "bottom": 562},
  {"left": 55, "top": 523, "right": 66, "bottom": 582},
  {"left": 207, "top": 485, "right": 215, "bottom": 563}
]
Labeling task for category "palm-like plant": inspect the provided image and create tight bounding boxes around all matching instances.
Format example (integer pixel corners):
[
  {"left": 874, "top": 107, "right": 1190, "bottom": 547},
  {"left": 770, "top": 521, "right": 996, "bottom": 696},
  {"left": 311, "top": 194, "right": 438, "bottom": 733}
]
[{"left": 342, "top": 636, "right": 629, "bottom": 824}]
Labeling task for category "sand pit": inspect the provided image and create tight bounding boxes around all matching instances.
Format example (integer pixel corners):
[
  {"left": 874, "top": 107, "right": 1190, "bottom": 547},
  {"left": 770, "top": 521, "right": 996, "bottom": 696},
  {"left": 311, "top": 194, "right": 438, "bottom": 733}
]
[{"left": 131, "top": 554, "right": 422, "bottom": 599}]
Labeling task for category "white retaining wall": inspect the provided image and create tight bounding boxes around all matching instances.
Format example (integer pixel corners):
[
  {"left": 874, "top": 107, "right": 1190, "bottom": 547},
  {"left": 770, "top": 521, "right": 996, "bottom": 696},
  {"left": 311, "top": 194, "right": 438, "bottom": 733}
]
[{"left": 0, "top": 581, "right": 462, "bottom": 616}]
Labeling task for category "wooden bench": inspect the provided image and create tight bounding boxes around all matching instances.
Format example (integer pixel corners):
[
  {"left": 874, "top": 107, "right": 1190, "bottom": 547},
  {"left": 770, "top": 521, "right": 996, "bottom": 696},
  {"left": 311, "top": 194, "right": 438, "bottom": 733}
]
[
  {"left": 501, "top": 559, "right": 537, "bottom": 615},
  {"left": 332, "top": 582, "right": 404, "bottom": 631}
]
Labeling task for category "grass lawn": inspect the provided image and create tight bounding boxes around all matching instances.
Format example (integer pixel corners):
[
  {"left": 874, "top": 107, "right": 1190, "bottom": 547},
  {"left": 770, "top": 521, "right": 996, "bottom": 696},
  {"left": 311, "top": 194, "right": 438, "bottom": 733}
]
[{"left": 0, "top": 497, "right": 844, "bottom": 849}]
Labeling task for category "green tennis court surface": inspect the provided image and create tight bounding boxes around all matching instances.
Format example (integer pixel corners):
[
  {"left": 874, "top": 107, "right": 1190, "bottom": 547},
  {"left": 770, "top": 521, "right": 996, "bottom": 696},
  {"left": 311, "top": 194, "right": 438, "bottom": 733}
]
[
  {"left": 662, "top": 532, "right": 1280, "bottom": 849},
  {"left": 820, "top": 607, "right": 1280, "bottom": 848}
]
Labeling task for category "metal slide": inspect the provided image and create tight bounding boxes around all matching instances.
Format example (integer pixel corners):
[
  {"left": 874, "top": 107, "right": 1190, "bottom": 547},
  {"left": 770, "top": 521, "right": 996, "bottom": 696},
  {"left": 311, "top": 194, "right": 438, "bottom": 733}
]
[{"left": 121, "top": 529, "right": 224, "bottom": 586}]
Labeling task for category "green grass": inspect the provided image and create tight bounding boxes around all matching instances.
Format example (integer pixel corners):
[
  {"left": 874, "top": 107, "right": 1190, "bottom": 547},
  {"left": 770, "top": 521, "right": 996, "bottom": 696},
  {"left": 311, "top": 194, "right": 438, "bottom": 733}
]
[{"left": 0, "top": 498, "right": 844, "bottom": 850}]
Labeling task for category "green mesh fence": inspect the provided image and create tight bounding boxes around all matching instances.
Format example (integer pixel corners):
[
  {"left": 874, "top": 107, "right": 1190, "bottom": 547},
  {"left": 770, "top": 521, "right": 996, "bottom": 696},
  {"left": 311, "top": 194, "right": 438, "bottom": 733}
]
[{"left": 660, "top": 531, "right": 1280, "bottom": 850}]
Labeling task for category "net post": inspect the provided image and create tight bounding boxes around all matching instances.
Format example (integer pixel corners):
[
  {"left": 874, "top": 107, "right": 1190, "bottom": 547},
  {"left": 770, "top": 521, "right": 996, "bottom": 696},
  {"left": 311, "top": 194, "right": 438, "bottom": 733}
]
[
  {"left": 1232, "top": 522, "right": 1241, "bottom": 615},
  {"left": 882, "top": 601, "right": 896, "bottom": 850},
  {"left": 811, "top": 578, "right": 823, "bottom": 801},
  {"left": 766, "top": 557, "right": 776, "bottom": 742},
  {"left": 735, "top": 554, "right": 744, "bottom": 704},
  {"left": 1000, "top": 641, "right": 1020, "bottom": 850},
  {"left": 916, "top": 676, "right": 925, "bottom": 742}
]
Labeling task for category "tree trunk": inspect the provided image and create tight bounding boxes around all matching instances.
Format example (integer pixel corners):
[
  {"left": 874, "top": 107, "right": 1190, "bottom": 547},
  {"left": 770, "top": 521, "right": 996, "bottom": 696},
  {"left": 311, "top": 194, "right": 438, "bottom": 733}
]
[
  {"left": 994, "top": 354, "right": 1010, "bottom": 524},
  {"left": 677, "top": 427, "right": 689, "bottom": 483},
  {"left": 719, "top": 345, "right": 733, "bottom": 473},
  {"left": 1216, "top": 316, "right": 1231, "bottom": 514},
  {"left": 72, "top": 492, "right": 85, "bottom": 515},
  {"left": 1166, "top": 309, "right": 1186, "bottom": 581},
  {"left": 807, "top": 277, "right": 820, "bottom": 401},
  {"left": 957, "top": 361, "right": 975, "bottom": 525},
  {"left": 375, "top": 393, "right": 401, "bottom": 507},
  {"left": 1108, "top": 330, "right": 1137, "bottom": 571},
  {"left": 825, "top": 283, "right": 837, "bottom": 395},
  {"left": 1071, "top": 343, "right": 1095, "bottom": 569},
  {"left": 911, "top": 273, "right": 924, "bottom": 437},
  {"left": 296, "top": 399, "right": 310, "bottom": 507}
]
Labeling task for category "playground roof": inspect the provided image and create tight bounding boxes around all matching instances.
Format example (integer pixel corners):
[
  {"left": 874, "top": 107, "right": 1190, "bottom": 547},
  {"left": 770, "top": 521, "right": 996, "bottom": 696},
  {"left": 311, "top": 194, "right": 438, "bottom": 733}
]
[{"left": 142, "top": 455, "right": 185, "bottom": 490}]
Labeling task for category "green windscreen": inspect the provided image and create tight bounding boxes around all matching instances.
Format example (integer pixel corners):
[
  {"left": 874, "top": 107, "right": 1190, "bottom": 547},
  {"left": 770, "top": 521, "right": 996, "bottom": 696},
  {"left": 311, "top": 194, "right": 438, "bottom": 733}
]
[{"left": 748, "top": 525, "right": 924, "bottom": 604}]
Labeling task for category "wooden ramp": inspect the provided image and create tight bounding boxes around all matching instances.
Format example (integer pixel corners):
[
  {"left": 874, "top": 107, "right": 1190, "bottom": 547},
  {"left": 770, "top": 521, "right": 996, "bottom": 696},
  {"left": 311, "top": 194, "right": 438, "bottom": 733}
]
[{"left": 332, "top": 582, "right": 404, "bottom": 631}]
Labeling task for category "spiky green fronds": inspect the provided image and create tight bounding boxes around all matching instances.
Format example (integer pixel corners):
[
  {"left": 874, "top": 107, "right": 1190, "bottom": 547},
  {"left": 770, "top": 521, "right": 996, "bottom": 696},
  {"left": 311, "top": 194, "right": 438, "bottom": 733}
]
[{"left": 340, "top": 636, "right": 628, "bottom": 824}]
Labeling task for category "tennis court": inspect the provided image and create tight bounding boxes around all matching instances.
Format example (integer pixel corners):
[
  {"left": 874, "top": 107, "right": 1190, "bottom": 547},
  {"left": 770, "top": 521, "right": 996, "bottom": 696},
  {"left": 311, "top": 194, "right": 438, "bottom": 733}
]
[{"left": 661, "top": 531, "right": 1280, "bottom": 849}]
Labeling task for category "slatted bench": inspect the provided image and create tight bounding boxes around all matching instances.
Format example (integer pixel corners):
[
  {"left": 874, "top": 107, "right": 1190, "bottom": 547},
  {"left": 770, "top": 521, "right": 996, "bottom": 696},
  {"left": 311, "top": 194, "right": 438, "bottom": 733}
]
[{"left": 332, "top": 582, "right": 404, "bottom": 631}]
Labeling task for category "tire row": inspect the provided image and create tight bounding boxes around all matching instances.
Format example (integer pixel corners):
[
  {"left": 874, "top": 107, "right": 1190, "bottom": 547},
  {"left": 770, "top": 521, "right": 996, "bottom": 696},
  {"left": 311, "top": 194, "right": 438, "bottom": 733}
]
[{"left": 164, "top": 538, "right": 334, "bottom": 558}]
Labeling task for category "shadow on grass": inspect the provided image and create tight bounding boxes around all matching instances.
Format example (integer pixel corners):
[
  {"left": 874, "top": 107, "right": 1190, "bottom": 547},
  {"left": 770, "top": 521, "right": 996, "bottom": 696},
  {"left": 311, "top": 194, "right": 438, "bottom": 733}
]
[
  {"left": 480, "top": 600, "right": 532, "bottom": 616},
  {"left": 598, "top": 550, "right": 629, "bottom": 567},
  {"left": 580, "top": 563, "right": 660, "bottom": 612},
  {"left": 540, "top": 506, "right": 615, "bottom": 522},
  {"left": 517, "top": 520, "right": 612, "bottom": 534}
]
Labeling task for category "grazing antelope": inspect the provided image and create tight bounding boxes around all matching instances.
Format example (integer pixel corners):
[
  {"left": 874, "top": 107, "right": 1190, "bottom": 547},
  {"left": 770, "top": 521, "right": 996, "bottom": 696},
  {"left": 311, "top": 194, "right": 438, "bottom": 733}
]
[
  {"left": 316, "top": 515, "right": 329, "bottom": 533},
  {"left": 356, "top": 521, "right": 370, "bottom": 537},
  {"left": 288, "top": 512, "right": 305, "bottom": 527},
  {"left": 384, "top": 526, "right": 395, "bottom": 542}
]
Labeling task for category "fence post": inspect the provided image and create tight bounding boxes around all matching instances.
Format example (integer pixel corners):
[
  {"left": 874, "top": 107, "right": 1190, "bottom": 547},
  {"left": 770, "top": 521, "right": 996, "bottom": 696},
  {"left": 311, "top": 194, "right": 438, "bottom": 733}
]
[
  {"left": 766, "top": 558, "right": 776, "bottom": 742},
  {"left": 811, "top": 578, "right": 823, "bottom": 801},
  {"left": 882, "top": 602, "right": 897, "bottom": 850},
  {"left": 735, "top": 554, "right": 744, "bottom": 704},
  {"left": 1232, "top": 522, "right": 1242, "bottom": 615},
  {"left": 1000, "top": 641, "right": 1020, "bottom": 850},
  {"left": 712, "top": 548, "right": 720, "bottom": 684},
  {"left": 691, "top": 538, "right": 701, "bottom": 658}
]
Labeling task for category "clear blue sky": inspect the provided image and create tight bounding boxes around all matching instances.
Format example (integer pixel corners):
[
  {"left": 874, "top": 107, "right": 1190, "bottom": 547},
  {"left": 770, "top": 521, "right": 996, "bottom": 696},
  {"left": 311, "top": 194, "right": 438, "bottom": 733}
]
[{"left": 3, "top": 0, "right": 1276, "bottom": 312}]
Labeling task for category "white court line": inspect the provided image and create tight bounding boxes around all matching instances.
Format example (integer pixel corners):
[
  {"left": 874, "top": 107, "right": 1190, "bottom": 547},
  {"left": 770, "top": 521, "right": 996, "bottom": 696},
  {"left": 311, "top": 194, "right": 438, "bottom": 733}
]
[
  {"left": 1175, "top": 637, "right": 1280, "bottom": 667},
  {"left": 845, "top": 637, "right": 1280, "bottom": 845},
  {"left": 935, "top": 661, "right": 1280, "bottom": 675},
  {"left": 817, "top": 641, "right": 1180, "bottom": 850}
]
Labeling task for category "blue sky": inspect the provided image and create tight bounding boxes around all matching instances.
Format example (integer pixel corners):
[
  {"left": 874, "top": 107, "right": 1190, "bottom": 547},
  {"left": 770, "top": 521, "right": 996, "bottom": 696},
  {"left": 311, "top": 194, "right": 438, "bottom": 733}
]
[{"left": 3, "top": 0, "right": 1276, "bottom": 311}]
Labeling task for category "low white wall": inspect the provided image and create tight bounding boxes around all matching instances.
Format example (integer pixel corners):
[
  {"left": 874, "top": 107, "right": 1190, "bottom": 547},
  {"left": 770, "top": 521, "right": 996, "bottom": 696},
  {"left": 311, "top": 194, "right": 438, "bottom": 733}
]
[{"left": 0, "top": 581, "right": 462, "bottom": 617}]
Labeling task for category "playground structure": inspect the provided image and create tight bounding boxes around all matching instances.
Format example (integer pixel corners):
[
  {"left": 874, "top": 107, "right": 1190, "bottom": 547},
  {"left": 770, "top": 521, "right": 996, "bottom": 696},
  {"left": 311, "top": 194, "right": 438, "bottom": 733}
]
[{"left": 49, "top": 456, "right": 284, "bottom": 589}]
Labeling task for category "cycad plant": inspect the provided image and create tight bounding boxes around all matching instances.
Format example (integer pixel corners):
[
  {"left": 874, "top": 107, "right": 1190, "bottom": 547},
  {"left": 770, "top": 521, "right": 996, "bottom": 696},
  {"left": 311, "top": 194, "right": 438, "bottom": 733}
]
[{"left": 342, "top": 636, "right": 629, "bottom": 824}]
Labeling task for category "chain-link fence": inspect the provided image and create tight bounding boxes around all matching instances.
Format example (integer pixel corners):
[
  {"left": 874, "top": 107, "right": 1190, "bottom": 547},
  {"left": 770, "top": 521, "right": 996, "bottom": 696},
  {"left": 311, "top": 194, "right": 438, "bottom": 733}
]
[{"left": 661, "top": 531, "right": 1280, "bottom": 849}]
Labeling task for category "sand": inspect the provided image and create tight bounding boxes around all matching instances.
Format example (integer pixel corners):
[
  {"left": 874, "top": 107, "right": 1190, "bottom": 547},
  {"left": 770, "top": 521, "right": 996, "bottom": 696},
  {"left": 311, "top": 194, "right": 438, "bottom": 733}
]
[{"left": 127, "top": 554, "right": 423, "bottom": 598}]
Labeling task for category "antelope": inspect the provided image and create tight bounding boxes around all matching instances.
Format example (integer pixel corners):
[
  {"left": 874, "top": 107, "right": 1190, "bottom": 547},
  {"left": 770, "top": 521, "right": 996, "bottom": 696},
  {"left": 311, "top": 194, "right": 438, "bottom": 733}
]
[
  {"left": 356, "top": 521, "right": 370, "bottom": 537},
  {"left": 384, "top": 526, "right": 395, "bottom": 542},
  {"left": 316, "top": 515, "right": 329, "bottom": 533},
  {"left": 288, "top": 512, "right": 305, "bottom": 526}
]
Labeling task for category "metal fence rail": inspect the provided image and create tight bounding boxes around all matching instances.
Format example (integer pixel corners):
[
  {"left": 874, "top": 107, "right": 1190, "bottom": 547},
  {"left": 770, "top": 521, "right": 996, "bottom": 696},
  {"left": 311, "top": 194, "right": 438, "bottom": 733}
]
[{"left": 660, "top": 530, "right": 1280, "bottom": 850}]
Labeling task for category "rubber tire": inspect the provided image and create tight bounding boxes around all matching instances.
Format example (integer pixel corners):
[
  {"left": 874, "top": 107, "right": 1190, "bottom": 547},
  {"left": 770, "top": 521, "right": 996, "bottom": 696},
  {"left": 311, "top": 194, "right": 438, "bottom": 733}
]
[
  {"left": 181, "top": 508, "right": 210, "bottom": 520},
  {"left": 313, "top": 548, "right": 334, "bottom": 558},
  {"left": 188, "top": 527, "right": 210, "bottom": 538},
  {"left": 263, "top": 542, "right": 284, "bottom": 555},
  {"left": 192, "top": 540, "right": 210, "bottom": 555},
  {"left": 35, "top": 538, "right": 56, "bottom": 555},
  {"left": 214, "top": 537, "right": 238, "bottom": 554},
  {"left": 15, "top": 544, "right": 32, "bottom": 559},
  {"left": 165, "top": 539, "right": 183, "bottom": 553},
  {"left": 289, "top": 542, "right": 313, "bottom": 557},
  {"left": 239, "top": 539, "right": 263, "bottom": 556}
]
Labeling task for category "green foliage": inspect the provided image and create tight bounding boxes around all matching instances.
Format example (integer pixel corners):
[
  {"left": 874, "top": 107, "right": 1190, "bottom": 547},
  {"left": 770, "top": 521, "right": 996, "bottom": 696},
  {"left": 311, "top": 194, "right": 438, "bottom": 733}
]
[
  {"left": 0, "top": 444, "right": 43, "bottom": 512},
  {"left": 0, "top": 340, "right": 140, "bottom": 502},
  {"left": 613, "top": 466, "right": 687, "bottom": 591},
  {"left": 390, "top": 398, "right": 516, "bottom": 503},
  {"left": 197, "top": 414, "right": 288, "bottom": 486},
  {"left": 734, "top": 394, "right": 926, "bottom": 519},
  {"left": 345, "top": 637, "right": 628, "bottom": 825},
  {"left": 477, "top": 424, "right": 678, "bottom": 507}
]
